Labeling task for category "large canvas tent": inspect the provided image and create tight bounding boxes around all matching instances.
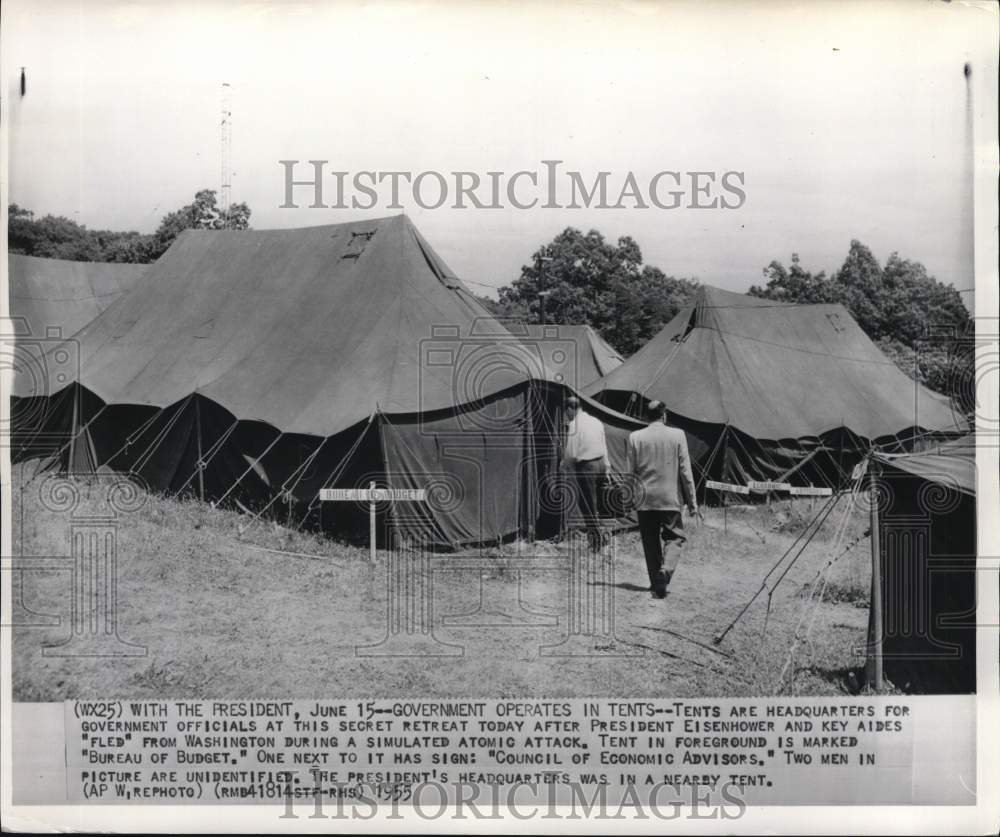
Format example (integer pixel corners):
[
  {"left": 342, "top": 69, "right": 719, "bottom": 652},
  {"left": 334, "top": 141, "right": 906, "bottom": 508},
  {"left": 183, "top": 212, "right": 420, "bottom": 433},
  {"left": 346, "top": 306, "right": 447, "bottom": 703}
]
[
  {"left": 502, "top": 323, "right": 625, "bottom": 389},
  {"left": 586, "top": 285, "right": 965, "bottom": 490},
  {"left": 7, "top": 255, "right": 147, "bottom": 461},
  {"left": 869, "top": 435, "right": 976, "bottom": 693},
  {"left": 8, "top": 253, "right": 145, "bottom": 341},
  {"left": 12, "top": 215, "right": 641, "bottom": 547}
]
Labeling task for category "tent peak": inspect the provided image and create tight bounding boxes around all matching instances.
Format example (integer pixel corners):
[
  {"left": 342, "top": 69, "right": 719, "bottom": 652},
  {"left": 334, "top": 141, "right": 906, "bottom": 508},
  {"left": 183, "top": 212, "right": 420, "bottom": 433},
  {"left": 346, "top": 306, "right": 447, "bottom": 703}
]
[
  {"left": 693, "top": 284, "right": 858, "bottom": 314},
  {"left": 174, "top": 213, "right": 410, "bottom": 240},
  {"left": 694, "top": 284, "right": 791, "bottom": 310}
]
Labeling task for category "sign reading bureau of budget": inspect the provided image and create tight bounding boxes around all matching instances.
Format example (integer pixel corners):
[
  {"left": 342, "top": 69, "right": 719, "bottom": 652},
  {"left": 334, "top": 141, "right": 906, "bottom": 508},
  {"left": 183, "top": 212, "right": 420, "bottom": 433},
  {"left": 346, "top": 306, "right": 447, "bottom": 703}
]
[{"left": 319, "top": 489, "right": 427, "bottom": 502}]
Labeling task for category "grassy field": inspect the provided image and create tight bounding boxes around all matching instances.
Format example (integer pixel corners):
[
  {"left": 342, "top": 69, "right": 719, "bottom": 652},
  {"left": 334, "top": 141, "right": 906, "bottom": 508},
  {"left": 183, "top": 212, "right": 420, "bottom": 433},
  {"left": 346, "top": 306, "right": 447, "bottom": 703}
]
[{"left": 10, "top": 463, "right": 874, "bottom": 700}]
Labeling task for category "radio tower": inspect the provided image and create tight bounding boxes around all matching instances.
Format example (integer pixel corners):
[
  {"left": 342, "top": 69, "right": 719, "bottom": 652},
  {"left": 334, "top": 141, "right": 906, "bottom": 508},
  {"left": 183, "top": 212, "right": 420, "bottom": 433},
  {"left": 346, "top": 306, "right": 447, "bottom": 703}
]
[
  {"left": 220, "top": 82, "right": 232, "bottom": 228},
  {"left": 959, "top": 62, "right": 974, "bottom": 311}
]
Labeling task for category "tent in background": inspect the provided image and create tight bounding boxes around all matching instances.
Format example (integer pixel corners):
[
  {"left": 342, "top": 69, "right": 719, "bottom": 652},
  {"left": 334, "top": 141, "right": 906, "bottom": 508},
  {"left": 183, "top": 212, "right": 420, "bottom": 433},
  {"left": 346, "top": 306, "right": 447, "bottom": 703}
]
[
  {"left": 869, "top": 435, "right": 976, "bottom": 693},
  {"left": 586, "top": 285, "right": 965, "bottom": 491},
  {"left": 502, "top": 323, "right": 625, "bottom": 389},
  {"left": 7, "top": 255, "right": 147, "bottom": 462},
  {"left": 8, "top": 254, "right": 146, "bottom": 341},
  {"left": 12, "top": 215, "right": 642, "bottom": 547}
]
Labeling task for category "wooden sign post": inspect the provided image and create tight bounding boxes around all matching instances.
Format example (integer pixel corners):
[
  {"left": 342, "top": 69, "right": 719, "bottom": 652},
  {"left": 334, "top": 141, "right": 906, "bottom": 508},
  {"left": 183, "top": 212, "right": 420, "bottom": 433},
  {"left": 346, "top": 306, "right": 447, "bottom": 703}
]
[{"left": 319, "top": 483, "right": 427, "bottom": 561}]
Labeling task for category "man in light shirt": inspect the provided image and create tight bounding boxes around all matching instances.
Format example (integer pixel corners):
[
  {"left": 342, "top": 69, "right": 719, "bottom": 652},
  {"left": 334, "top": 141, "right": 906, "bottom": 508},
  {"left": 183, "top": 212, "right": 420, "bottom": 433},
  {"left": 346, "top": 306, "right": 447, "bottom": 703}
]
[
  {"left": 626, "top": 400, "right": 698, "bottom": 598},
  {"left": 563, "top": 396, "right": 609, "bottom": 550}
]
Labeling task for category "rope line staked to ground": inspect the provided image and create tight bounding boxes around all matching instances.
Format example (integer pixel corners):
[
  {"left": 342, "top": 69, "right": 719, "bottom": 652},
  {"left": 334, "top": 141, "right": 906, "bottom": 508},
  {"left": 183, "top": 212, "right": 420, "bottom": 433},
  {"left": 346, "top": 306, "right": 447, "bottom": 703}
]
[
  {"left": 774, "top": 476, "right": 863, "bottom": 692},
  {"left": 712, "top": 483, "right": 850, "bottom": 646}
]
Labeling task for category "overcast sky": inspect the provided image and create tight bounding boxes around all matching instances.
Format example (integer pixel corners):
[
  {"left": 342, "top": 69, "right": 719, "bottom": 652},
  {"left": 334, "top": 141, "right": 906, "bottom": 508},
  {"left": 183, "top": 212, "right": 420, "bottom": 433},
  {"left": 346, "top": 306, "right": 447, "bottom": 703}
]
[{"left": 3, "top": 0, "right": 995, "bottom": 299}]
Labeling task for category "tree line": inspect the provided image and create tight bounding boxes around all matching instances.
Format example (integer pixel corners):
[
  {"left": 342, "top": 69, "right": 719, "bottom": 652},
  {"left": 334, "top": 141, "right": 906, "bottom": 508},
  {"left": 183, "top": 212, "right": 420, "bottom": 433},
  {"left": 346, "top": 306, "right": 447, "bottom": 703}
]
[
  {"left": 481, "top": 230, "right": 972, "bottom": 403},
  {"left": 8, "top": 197, "right": 972, "bottom": 403},
  {"left": 9, "top": 190, "right": 250, "bottom": 264}
]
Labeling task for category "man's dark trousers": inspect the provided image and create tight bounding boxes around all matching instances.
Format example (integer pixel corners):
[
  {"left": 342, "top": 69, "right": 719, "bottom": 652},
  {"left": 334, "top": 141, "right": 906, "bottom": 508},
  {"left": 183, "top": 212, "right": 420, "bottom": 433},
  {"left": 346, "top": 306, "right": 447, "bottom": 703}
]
[
  {"left": 637, "top": 509, "right": 685, "bottom": 594},
  {"left": 572, "top": 458, "right": 605, "bottom": 548}
]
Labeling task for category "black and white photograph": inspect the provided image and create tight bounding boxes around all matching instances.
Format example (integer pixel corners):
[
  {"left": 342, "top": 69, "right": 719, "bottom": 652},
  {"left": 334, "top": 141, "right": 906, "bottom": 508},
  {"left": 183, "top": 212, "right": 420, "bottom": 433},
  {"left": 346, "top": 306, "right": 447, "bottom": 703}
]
[{"left": 1, "top": 0, "right": 997, "bottom": 831}]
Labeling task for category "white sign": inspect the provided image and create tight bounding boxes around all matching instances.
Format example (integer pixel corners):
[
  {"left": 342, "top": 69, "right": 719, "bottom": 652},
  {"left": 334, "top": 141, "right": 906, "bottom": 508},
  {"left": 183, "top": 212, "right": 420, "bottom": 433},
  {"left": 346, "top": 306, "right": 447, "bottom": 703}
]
[
  {"left": 705, "top": 480, "right": 751, "bottom": 495},
  {"left": 788, "top": 486, "right": 833, "bottom": 497},
  {"left": 320, "top": 488, "right": 427, "bottom": 502},
  {"left": 707, "top": 480, "right": 829, "bottom": 496},
  {"left": 748, "top": 480, "right": 792, "bottom": 492},
  {"left": 319, "top": 483, "right": 428, "bottom": 561}
]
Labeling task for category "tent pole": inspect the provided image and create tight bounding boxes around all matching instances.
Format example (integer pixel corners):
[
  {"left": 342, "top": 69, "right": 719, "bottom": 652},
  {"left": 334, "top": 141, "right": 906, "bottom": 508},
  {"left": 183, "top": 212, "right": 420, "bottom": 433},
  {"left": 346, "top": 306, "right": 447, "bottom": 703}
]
[
  {"left": 68, "top": 385, "right": 79, "bottom": 471},
  {"left": 170, "top": 419, "right": 238, "bottom": 500},
  {"left": 196, "top": 397, "right": 205, "bottom": 502},
  {"left": 526, "top": 382, "right": 538, "bottom": 543},
  {"left": 838, "top": 423, "right": 845, "bottom": 487},
  {"left": 721, "top": 423, "right": 729, "bottom": 484},
  {"left": 369, "top": 480, "right": 377, "bottom": 563},
  {"left": 865, "top": 463, "right": 884, "bottom": 691}
]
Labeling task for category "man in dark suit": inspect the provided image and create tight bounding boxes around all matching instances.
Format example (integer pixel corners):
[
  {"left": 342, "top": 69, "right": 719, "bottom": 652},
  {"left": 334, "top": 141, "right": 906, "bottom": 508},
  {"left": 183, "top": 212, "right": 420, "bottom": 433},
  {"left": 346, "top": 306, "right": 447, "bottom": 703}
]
[{"left": 626, "top": 400, "right": 698, "bottom": 598}]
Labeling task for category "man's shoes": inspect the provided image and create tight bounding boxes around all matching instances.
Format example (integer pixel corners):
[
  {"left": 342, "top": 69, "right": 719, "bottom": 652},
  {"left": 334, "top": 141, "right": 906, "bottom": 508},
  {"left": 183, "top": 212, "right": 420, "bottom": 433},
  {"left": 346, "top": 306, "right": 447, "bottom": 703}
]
[{"left": 653, "top": 587, "right": 668, "bottom": 599}]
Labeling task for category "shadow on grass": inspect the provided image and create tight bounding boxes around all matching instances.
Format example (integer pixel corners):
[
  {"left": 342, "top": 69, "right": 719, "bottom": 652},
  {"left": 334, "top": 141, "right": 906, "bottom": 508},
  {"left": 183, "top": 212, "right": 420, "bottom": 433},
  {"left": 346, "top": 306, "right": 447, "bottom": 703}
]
[{"left": 588, "top": 580, "right": 650, "bottom": 593}]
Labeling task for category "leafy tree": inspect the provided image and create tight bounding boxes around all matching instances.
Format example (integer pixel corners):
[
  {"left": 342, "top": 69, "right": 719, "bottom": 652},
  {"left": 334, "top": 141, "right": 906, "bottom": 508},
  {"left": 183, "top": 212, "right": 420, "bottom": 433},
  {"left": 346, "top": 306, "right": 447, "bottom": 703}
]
[
  {"left": 749, "top": 253, "right": 831, "bottom": 304},
  {"left": 473, "top": 293, "right": 499, "bottom": 314},
  {"left": 878, "top": 252, "right": 969, "bottom": 345},
  {"left": 8, "top": 204, "right": 105, "bottom": 261},
  {"left": 146, "top": 190, "right": 251, "bottom": 260},
  {"left": 8, "top": 189, "right": 252, "bottom": 264},
  {"left": 8, "top": 204, "right": 36, "bottom": 254},
  {"left": 877, "top": 337, "right": 954, "bottom": 394},
  {"left": 493, "top": 227, "right": 698, "bottom": 355},
  {"left": 832, "top": 240, "right": 885, "bottom": 337},
  {"left": 606, "top": 266, "right": 699, "bottom": 355}
]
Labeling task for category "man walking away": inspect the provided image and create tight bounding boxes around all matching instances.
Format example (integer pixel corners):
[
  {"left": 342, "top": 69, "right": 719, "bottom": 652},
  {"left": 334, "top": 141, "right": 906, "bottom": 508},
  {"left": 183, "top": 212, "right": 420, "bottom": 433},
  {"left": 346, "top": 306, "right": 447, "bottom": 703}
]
[
  {"left": 626, "top": 400, "right": 698, "bottom": 598},
  {"left": 563, "top": 396, "right": 609, "bottom": 550}
]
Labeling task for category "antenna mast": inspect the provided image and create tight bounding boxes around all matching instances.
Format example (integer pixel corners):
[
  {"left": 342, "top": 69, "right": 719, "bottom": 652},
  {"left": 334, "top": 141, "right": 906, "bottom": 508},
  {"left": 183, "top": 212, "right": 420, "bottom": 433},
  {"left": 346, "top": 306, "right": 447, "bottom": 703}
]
[{"left": 220, "top": 82, "right": 232, "bottom": 228}]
